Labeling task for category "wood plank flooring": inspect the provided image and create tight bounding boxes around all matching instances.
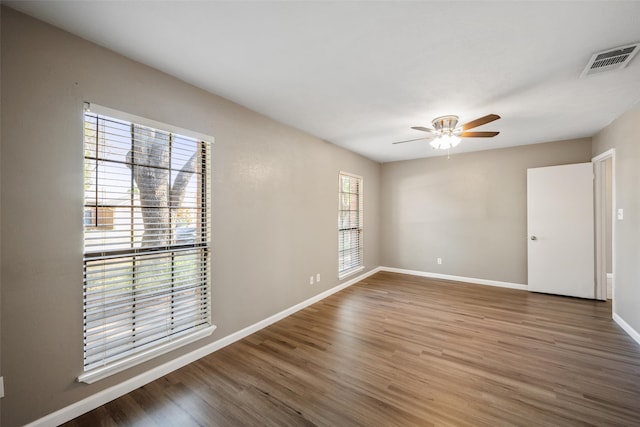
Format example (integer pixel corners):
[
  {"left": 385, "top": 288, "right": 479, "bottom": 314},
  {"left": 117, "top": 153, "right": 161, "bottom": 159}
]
[{"left": 64, "top": 272, "right": 640, "bottom": 426}]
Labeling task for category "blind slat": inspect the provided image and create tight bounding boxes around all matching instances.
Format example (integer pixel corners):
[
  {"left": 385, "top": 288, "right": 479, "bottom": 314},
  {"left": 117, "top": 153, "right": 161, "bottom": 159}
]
[
  {"left": 84, "top": 284, "right": 209, "bottom": 321},
  {"left": 84, "top": 308, "right": 210, "bottom": 354},
  {"left": 85, "top": 302, "right": 210, "bottom": 338},
  {"left": 84, "top": 322, "right": 208, "bottom": 367}
]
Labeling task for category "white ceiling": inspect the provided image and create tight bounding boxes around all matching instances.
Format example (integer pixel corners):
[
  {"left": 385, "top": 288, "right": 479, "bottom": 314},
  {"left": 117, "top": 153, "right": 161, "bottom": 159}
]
[{"left": 7, "top": 1, "right": 640, "bottom": 163}]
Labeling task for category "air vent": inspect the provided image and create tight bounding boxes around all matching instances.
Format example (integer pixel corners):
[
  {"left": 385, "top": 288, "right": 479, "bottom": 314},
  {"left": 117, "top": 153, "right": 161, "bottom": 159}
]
[{"left": 581, "top": 43, "right": 639, "bottom": 78}]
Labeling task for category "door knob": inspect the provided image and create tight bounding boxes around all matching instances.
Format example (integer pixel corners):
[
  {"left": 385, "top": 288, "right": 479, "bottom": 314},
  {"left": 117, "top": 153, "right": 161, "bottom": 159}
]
[{"left": 530, "top": 235, "right": 537, "bottom": 241}]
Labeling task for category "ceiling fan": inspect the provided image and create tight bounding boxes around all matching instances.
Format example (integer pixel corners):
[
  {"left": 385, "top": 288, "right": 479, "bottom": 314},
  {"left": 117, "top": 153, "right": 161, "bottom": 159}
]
[{"left": 393, "top": 114, "right": 500, "bottom": 150}]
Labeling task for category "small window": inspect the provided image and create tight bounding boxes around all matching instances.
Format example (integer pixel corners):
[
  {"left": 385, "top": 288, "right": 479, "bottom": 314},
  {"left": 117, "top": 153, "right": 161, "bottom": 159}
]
[
  {"left": 338, "top": 172, "right": 363, "bottom": 278},
  {"left": 80, "top": 104, "right": 214, "bottom": 383}
]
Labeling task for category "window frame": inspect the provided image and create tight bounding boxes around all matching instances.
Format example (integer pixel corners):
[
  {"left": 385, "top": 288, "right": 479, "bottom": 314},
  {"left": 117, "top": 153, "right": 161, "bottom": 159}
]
[
  {"left": 79, "top": 103, "right": 215, "bottom": 384},
  {"left": 338, "top": 171, "right": 364, "bottom": 279}
]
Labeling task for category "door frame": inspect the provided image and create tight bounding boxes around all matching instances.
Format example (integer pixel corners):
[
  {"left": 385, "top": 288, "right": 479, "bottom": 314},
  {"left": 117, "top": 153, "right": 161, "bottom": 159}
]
[{"left": 592, "top": 149, "right": 615, "bottom": 306}]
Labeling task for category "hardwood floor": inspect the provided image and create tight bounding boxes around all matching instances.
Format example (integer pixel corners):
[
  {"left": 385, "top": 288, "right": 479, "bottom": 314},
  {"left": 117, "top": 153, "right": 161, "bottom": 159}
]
[{"left": 64, "top": 272, "right": 640, "bottom": 426}]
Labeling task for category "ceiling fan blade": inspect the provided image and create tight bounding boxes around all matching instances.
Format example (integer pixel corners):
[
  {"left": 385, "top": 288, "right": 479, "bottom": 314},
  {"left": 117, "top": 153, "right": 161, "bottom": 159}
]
[
  {"left": 392, "top": 136, "right": 432, "bottom": 145},
  {"left": 461, "top": 114, "right": 500, "bottom": 131},
  {"left": 459, "top": 131, "right": 500, "bottom": 138},
  {"left": 411, "top": 126, "right": 435, "bottom": 133}
]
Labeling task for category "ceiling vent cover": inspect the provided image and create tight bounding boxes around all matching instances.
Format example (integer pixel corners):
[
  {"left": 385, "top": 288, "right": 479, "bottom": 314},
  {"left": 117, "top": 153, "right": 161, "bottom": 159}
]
[{"left": 581, "top": 43, "right": 639, "bottom": 78}]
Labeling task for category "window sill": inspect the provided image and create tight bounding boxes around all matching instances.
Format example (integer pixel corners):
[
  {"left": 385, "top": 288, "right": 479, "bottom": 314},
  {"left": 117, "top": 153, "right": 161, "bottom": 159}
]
[
  {"left": 339, "top": 266, "right": 365, "bottom": 281},
  {"left": 77, "top": 325, "right": 216, "bottom": 384}
]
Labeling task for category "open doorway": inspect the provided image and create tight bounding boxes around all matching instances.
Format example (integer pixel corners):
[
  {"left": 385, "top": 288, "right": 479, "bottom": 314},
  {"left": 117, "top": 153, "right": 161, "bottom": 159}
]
[{"left": 593, "top": 149, "right": 615, "bottom": 314}]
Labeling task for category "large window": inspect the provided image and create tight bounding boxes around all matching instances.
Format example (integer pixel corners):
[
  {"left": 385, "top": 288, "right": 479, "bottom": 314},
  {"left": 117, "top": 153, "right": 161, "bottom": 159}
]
[
  {"left": 80, "top": 104, "right": 213, "bottom": 383},
  {"left": 338, "top": 172, "right": 363, "bottom": 278}
]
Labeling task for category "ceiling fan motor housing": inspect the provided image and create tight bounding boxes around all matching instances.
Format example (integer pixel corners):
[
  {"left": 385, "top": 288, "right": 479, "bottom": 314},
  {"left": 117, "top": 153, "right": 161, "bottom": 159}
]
[{"left": 432, "top": 115, "right": 459, "bottom": 136}]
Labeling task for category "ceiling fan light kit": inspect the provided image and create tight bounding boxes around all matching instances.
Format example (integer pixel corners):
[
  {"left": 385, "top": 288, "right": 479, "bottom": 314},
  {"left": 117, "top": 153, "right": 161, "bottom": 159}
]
[
  {"left": 430, "top": 133, "right": 461, "bottom": 150},
  {"left": 393, "top": 113, "right": 501, "bottom": 152}
]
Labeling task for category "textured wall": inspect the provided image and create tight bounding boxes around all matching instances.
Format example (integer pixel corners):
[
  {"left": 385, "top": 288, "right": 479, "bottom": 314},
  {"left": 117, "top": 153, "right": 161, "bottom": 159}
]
[
  {"left": 0, "top": 8, "right": 380, "bottom": 426},
  {"left": 380, "top": 138, "right": 592, "bottom": 285},
  {"left": 593, "top": 105, "right": 640, "bottom": 335}
]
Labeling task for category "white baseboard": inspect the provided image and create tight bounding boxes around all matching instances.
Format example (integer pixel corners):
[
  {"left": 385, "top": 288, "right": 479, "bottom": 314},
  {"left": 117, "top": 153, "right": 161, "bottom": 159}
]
[
  {"left": 26, "top": 267, "right": 381, "bottom": 427},
  {"left": 379, "top": 266, "right": 528, "bottom": 291},
  {"left": 613, "top": 313, "right": 640, "bottom": 347}
]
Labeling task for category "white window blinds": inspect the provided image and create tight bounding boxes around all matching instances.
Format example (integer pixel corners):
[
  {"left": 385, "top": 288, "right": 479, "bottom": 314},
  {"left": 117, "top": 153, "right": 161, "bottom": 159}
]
[
  {"left": 338, "top": 172, "right": 363, "bottom": 278},
  {"left": 81, "top": 106, "right": 213, "bottom": 382}
]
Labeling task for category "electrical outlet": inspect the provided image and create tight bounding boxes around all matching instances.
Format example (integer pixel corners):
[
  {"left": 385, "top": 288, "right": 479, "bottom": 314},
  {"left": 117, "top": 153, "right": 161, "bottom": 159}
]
[
  {"left": 437, "top": 257, "right": 442, "bottom": 265},
  {"left": 316, "top": 273, "right": 321, "bottom": 283},
  {"left": 309, "top": 276, "right": 314, "bottom": 285}
]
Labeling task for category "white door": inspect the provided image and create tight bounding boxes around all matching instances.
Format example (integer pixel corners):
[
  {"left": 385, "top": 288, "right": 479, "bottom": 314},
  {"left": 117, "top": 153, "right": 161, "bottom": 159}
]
[{"left": 527, "top": 163, "right": 594, "bottom": 298}]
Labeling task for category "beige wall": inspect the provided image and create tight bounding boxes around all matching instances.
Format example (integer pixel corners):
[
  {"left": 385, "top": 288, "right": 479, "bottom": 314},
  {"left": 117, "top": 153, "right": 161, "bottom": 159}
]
[
  {"left": 0, "top": 8, "right": 380, "bottom": 426},
  {"left": 0, "top": 6, "right": 3, "bottom": 424},
  {"left": 592, "top": 105, "right": 640, "bottom": 334},
  {"left": 380, "top": 139, "right": 593, "bottom": 284}
]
